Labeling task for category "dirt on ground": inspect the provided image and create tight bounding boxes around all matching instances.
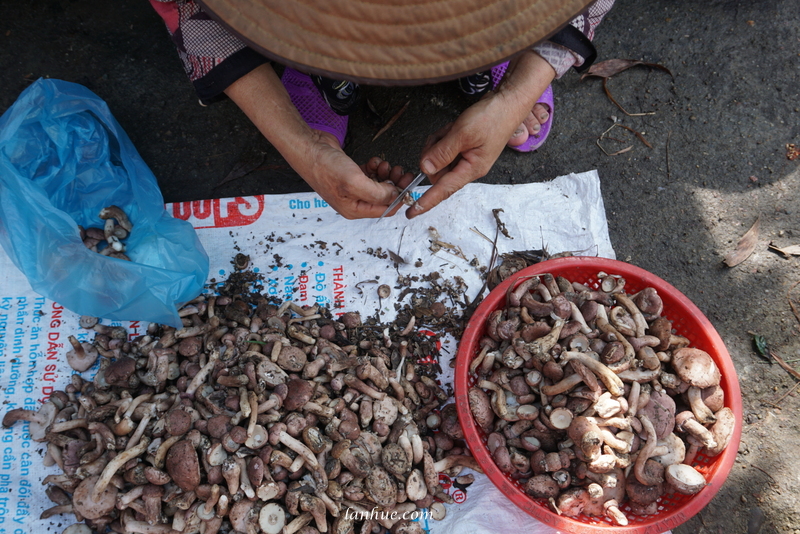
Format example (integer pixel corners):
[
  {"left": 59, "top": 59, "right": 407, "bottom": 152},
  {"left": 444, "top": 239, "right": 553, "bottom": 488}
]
[{"left": 2, "top": 1, "right": 800, "bottom": 533}]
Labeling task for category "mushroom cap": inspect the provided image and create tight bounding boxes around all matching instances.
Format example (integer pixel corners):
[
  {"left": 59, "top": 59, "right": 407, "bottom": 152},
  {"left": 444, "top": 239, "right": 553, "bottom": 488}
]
[
  {"left": 637, "top": 390, "right": 676, "bottom": 440},
  {"left": 276, "top": 345, "right": 307, "bottom": 373},
  {"left": 72, "top": 475, "right": 118, "bottom": 520},
  {"left": 228, "top": 499, "right": 256, "bottom": 533},
  {"left": 63, "top": 525, "right": 94, "bottom": 534},
  {"left": 665, "top": 463, "right": 707, "bottom": 495},
  {"left": 3, "top": 402, "right": 58, "bottom": 441},
  {"left": 646, "top": 316, "right": 673, "bottom": 351},
  {"left": 102, "top": 356, "right": 137, "bottom": 387},
  {"left": 366, "top": 466, "right": 398, "bottom": 508},
  {"left": 165, "top": 439, "right": 201, "bottom": 492},
  {"left": 671, "top": 348, "right": 721, "bottom": 388},
  {"left": 66, "top": 340, "right": 99, "bottom": 372},
  {"left": 283, "top": 378, "right": 316, "bottom": 412}
]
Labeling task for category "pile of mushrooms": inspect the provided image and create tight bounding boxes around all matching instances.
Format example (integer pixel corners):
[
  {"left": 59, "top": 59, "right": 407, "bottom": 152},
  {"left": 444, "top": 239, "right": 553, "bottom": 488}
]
[
  {"left": 467, "top": 271, "right": 735, "bottom": 525},
  {"left": 5, "top": 291, "right": 480, "bottom": 534},
  {"left": 78, "top": 205, "right": 133, "bottom": 261}
]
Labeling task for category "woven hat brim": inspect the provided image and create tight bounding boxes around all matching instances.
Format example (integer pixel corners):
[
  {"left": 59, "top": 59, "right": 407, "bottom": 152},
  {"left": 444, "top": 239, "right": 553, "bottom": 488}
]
[{"left": 198, "top": 0, "right": 595, "bottom": 85}]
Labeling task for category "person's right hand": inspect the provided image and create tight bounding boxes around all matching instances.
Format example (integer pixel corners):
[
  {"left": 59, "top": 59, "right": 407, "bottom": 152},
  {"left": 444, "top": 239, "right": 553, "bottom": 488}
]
[
  {"left": 294, "top": 131, "right": 404, "bottom": 219},
  {"left": 224, "top": 64, "right": 412, "bottom": 219}
]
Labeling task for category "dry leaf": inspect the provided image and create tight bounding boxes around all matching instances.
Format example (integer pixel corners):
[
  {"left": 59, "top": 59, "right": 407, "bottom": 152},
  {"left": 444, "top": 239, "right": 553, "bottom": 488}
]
[
  {"left": 724, "top": 216, "right": 760, "bottom": 267},
  {"left": 388, "top": 249, "right": 406, "bottom": 264},
  {"left": 768, "top": 242, "right": 800, "bottom": 257},
  {"left": 581, "top": 59, "right": 673, "bottom": 79},
  {"left": 787, "top": 143, "right": 800, "bottom": 161},
  {"left": 582, "top": 59, "right": 672, "bottom": 116}
]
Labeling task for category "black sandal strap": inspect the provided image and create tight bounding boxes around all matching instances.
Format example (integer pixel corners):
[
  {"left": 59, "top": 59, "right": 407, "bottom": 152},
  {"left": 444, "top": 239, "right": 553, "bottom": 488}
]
[{"left": 548, "top": 24, "right": 598, "bottom": 73}]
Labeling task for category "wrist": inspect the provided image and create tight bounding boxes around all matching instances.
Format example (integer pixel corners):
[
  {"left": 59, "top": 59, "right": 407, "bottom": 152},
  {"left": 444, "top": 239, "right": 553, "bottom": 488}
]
[{"left": 494, "top": 51, "right": 556, "bottom": 119}]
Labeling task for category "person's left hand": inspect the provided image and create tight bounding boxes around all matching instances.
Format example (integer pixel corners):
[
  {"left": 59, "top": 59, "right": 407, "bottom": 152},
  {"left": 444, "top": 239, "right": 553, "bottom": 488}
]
[{"left": 406, "top": 93, "right": 519, "bottom": 218}]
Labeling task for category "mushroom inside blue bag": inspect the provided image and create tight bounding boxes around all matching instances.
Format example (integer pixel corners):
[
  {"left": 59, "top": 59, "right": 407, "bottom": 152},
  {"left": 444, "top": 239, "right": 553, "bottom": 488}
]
[{"left": 0, "top": 78, "right": 209, "bottom": 328}]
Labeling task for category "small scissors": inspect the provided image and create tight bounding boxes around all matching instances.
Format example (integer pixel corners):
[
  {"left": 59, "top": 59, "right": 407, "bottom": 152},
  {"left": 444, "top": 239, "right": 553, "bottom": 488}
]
[{"left": 378, "top": 172, "right": 427, "bottom": 220}]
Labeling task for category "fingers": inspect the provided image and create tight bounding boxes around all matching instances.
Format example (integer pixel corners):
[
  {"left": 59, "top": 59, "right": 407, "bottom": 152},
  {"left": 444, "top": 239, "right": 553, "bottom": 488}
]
[
  {"left": 420, "top": 123, "right": 459, "bottom": 177},
  {"left": 360, "top": 157, "right": 413, "bottom": 187},
  {"left": 404, "top": 160, "right": 473, "bottom": 219},
  {"left": 358, "top": 178, "right": 401, "bottom": 206}
]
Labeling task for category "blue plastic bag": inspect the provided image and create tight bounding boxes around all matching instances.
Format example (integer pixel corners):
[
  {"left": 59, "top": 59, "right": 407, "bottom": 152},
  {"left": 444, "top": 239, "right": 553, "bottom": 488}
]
[{"left": 0, "top": 79, "right": 209, "bottom": 328}]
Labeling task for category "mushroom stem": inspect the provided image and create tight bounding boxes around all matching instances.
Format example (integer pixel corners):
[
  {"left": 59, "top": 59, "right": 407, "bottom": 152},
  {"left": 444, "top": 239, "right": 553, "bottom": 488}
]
[
  {"left": 125, "top": 404, "right": 156, "bottom": 451},
  {"left": 185, "top": 351, "right": 218, "bottom": 396},
  {"left": 634, "top": 414, "right": 663, "bottom": 486},
  {"left": 603, "top": 499, "right": 629, "bottom": 526},
  {"left": 278, "top": 430, "right": 328, "bottom": 491},
  {"left": 686, "top": 386, "right": 717, "bottom": 425},
  {"left": 613, "top": 293, "right": 647, "bottom": 338},
  {"left": 559, "top": 352, "right": 624, "bottom": 397},
  {"left": 92, "top": 437, "right": 150, "bottom": 501},
  {"left": 283, "top": 512, "right": 314, "bottom": 534},
  {"left": 342, "top": 375, "right": 386, "bottom": 400},
  {"left": 569, "top": 302, "right": 593, "bottom": 335},
  {"left": 676, "top": 411, "right": 718, "bottom": 450},
  {"left": 594, "top": 307, "right": 635, "bottom": 373},
  {"left": 627, "top": 381, "right": 641, "bottom": 417},
  {"left": 526, "top": 319, "right": 565, "bottom": 362},
  {"left": 433, "top": 455, "right": 484, "bottom": 474},
  {"left": 478, "top": 380, "right": 517, "bottom": 421},
  {"left": 540, "top": 374, "right": 583, "bottom": 396}
]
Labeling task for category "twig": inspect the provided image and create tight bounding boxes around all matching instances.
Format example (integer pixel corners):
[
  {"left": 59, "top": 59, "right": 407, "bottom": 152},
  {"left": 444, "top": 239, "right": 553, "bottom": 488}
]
[
  {"left": 666, "top": 130, "right": 672, "bottom": 181},
  {"left": 768, "top": 348, "right": 800, "bottom": 382},
  {"left": 372, "top": 100, "right": 410, "bottom": 141},
  {"left": 596, "top": 122, "right": 631, "bottom": 156},
  {"left": 602, "top": 78, "right": 656, "bottom": 116},
  {"left": 469, "top": 227, "right": 494, "bottom": 244},
  {"left": 788, "top": 280, "right": 800, "bottom": 325},
  {"left": 596, "top": 121, "right": 653, "bottom": 157},
  {"left": 463, "top": 221, "right": 502, "bottom": 319},
  {"left": 748, "top": 464, "right": 776, "bottom": 483},
  {"left": 616, "top": 124, "right": 652, "bottom": 148},
  {"left": 764, "top": 381, "right": 800, "bottom": 408}
]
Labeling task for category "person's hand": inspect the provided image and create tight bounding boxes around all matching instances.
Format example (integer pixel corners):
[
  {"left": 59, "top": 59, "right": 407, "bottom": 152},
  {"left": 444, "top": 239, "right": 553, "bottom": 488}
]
[
  {"left": 298, "top": 132, "right": 414, "bottom": 219},
  {"left": 408, "top": 95, "right": 518, "bottom": 218},
  {"left": 406, "top": 52, "right": 556, "bottom": 219}
]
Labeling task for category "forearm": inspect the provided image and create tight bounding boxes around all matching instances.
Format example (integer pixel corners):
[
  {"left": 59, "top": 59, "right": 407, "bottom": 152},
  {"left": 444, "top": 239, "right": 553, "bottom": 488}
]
[{"left": 223, "top": 64, "right": 321, "bottom": 175}]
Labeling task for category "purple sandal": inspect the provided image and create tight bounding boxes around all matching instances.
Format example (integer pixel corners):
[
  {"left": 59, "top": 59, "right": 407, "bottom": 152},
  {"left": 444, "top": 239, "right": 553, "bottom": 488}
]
[
  {"left": 281, "top": 67, "right": 348, "bottom": 148},
  {"left": 491, "top": 62, "right": 554, "bottom": 153}
]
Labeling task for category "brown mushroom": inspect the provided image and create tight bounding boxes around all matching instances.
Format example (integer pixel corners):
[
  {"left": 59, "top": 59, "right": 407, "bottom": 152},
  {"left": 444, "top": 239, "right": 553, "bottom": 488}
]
[
  {"left": 468, "top": 386, "right": 494, "bottom": 433},
  {"left": 525, "top": 474, "right": 560, "bottom": 499},
  {"left": 71, "top": 475, "right": 118, "bottom": 520},
  {"left": 705, "top": 407, "right": 735, "bottom": 457},
  {"left": 671, "top": 348, "right": 721, "bottom": 389},
  {"left": 2, "top": 401, "right": 58, "bottom": 441},
  {"left": 165, "top": 439, "right": 201, "bottom": 492},
  {"left": 675, "top": 411, "right": 717, "bottom": 450},
  {"left": 66, "top": 335, "right": 99, "bottom": 372},
  {"left": 665, "top": 463, "right": 707, "bottom": 495},
  {"left": 637, "top": 389, "right": 676, "bottom": 441},
  {"left": 259, "top": 502, "right": 287, "bottom": 534}
]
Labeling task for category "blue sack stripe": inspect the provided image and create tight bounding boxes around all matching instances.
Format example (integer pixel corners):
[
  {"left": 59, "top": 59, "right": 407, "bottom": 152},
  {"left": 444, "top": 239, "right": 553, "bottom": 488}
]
[{"left": 0, "top": 78, "right": 209, "bottom": 328}]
